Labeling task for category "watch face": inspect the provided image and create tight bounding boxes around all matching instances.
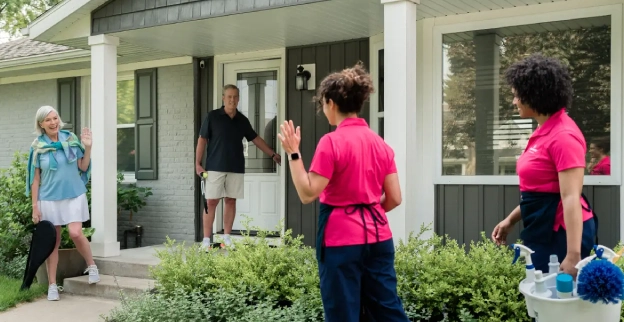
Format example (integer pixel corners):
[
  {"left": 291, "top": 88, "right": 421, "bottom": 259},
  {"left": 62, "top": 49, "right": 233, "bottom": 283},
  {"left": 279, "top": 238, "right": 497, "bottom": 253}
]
[{"left": 290, "top": 153, "right": 300, "bottom": 160}]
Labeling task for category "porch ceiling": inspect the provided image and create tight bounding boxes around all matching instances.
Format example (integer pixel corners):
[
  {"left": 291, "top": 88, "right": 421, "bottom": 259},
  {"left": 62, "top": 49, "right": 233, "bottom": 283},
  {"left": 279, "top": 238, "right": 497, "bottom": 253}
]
[
  {"left": 11, "top": 0, "right": 572, "bottom": 76},
  {"left": 100, "top": 0, "right": 384, "bottom": 58},
  {"left": 81, "top": 0, "right": 569, "bottom": 60}
]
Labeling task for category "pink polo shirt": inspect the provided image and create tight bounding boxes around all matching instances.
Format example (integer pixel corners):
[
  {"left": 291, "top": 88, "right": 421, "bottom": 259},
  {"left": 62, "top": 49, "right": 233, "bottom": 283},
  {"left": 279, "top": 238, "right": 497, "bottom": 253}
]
[
  {"left": 309, "top": 117, "right": 395, "bottom": 247},
  {"left": 516, "top": 109, "right": 593, "bottom": 231},
  {"left": 591, "top": 156, "right": 611, "bottom": 175}
]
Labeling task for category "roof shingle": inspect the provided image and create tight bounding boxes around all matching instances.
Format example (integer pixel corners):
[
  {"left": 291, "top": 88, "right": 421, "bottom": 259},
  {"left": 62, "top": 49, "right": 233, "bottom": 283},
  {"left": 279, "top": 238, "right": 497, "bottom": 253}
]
[{"left": 0, "top": 38, "right": 75, "bottom": 61}]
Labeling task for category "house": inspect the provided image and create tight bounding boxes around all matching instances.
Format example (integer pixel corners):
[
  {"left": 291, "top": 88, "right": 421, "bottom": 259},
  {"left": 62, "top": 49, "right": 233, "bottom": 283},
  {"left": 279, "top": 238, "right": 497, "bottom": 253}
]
[{"left": 0, "top": 0, "right": 621, "bottom": 258}]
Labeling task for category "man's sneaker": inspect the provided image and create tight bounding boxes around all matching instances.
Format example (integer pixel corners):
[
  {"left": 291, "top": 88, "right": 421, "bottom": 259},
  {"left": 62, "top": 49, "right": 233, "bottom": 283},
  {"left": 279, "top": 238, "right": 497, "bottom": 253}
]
[
  {"left": 48, "top": 283, "right": 60, "bottom": 301},
  {"left": 201, "top": 240, "right": 212, "bottom": 252},
  {"left": 84, "top": 265, "right": 100, "bottom": 284},
  {"left": 223, "top": 236, "right": 233, "bottom": 249}
]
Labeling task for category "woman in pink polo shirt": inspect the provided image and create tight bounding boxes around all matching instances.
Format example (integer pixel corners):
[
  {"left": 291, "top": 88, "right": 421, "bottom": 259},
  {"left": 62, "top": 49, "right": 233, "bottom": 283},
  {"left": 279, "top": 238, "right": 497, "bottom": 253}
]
[
  {"left": 278, "top": 63, "right": 408, "bottom": 322},
  {"left": 588, "top": 136, "right": 611, "bottom": 175},
  {"left": 491, "top": 54, "right": 597, "bottom": 278}
]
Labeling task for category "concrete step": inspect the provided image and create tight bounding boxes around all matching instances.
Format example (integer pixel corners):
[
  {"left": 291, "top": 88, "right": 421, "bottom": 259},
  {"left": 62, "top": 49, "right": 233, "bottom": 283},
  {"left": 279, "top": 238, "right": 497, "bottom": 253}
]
[
  {"left": 62, "top": 274, "right": 156, "bottom": 300},
  {"left": 92, "top": 246, "right": 163, "bottom": 279},
  {"left": 93, "top": 258, "right": 153, "bottom": 279}
]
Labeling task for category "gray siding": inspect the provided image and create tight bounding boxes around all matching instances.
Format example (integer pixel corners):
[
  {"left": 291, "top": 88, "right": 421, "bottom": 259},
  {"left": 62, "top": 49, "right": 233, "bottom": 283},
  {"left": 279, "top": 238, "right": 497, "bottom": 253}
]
[
  {"left": 286, "top": 38, "right": 369, "bottom": 247},
  {"left": 0, "top": 80, "right": 57, "bottom": 168},
  {"left": 91, "top": 0, "right": 325, "bottom": 35},
  {"left": 435, "top": 185, "right": 621, "bottom": 249},
  {"left": 118, "top": 64, "right": 196, "bottom": 246}
]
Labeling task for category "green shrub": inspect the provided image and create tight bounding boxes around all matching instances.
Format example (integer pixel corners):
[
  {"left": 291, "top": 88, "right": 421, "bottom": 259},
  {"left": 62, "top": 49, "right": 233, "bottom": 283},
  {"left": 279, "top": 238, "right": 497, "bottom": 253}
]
[
  {"left": 395, "top": 225, "right": 527, "bottom": 321},
  {"left": 114, "top": 221, "right": 624, "bottom": 322},
  {"left": 151, "top": 217, "right": 320, "bottom": 306},
  {"left": 0, "top": 254, "right": 27, "bottom": 279},
  {"left": 0, "top": 152, "right": 33, "bottom": 259},
  {"left": 105, "top": 288, "right": 324, "bottom": 322}
]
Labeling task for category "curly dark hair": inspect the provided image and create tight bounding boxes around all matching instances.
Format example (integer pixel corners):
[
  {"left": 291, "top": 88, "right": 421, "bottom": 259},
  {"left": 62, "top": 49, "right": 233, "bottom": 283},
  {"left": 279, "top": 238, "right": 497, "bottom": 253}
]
[
  {"left": 314, "top": 61, "right": 374, "bottom": 115},
  {"left": 592, "top": 136, "right": 610, "bottom": 154},
  {"left": 504, "top": 53, "right": 574, "bottom": 115}
]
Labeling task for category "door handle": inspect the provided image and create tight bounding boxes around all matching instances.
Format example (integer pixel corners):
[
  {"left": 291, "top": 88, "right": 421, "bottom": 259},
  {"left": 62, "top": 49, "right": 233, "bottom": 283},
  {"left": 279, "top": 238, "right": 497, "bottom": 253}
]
[{"left": 243, "top": 139, "right": 249, "bottom": 157}]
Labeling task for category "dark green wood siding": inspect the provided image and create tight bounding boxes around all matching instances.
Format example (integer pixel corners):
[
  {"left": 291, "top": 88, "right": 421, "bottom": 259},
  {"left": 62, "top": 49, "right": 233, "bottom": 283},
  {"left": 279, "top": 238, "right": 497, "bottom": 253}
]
[
  {"left": 435, "top": 185, "right": 621, "bottom": 248},
  {"left": 193, "top": 57, "right": 214, "bottom": 242},
  {"left": 91, "top": 0, "right": 326, "bottom": 34},
  {"left": 285, "top": 38, "right": 369, "bottom": 247}
]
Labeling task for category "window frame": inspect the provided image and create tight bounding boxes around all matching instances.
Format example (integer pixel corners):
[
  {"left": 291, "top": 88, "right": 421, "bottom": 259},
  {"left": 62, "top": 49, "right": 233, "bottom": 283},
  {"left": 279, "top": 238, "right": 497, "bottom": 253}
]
[
  {"left": 369, "top": 33, "right": 385, "bottom": 137},
  {"left": 116, "top": 72, "right": 137, "bottom": 183},
  {"left": 432, "top": 4, "right": 623, "bottom": 186}
]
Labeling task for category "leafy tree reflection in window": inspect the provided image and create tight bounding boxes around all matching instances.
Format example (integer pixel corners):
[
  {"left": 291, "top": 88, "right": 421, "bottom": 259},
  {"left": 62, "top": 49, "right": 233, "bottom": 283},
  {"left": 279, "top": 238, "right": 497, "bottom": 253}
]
[
  {"left": 117, "top": 79, "right": 136, "bottom": 174},
  {"left": 442, "top": 17, "right": 611, "bottom": 176}
]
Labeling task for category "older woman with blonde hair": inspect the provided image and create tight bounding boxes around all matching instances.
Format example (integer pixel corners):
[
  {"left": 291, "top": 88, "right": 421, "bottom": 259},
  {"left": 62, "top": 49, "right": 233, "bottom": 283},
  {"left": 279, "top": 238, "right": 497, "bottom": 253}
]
[{"left": 26, "top": 105, "right": 100, "bottom": 301}]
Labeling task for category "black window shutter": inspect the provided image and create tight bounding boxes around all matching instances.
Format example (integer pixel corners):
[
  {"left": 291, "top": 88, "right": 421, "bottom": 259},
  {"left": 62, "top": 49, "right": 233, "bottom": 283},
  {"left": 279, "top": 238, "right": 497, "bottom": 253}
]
[
  {"left": 134, "top": 68, "right": 159, "bottom": 180},
  {"left": 57, "top": 77, "right": 80, "bottom": 133}
]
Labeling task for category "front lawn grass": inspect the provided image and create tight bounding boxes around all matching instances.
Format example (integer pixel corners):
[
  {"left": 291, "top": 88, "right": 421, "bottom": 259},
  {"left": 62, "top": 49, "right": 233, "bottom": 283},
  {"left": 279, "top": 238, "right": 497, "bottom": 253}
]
[{"left": 0, "top": 275, "right": 47, "bottom": 312}]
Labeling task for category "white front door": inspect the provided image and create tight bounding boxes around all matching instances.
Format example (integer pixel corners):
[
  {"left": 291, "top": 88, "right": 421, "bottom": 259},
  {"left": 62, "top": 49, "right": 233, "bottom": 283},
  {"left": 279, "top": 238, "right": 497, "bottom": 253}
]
[{"left": 223, "top": 59, "right": 282, "bottom": 232}]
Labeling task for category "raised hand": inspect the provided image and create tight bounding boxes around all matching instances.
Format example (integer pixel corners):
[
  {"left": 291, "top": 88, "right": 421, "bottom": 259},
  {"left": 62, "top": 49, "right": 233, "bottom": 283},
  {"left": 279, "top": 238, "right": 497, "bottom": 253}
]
[{"left": 81, "top": 127, "right": 92, "bottom": 147}]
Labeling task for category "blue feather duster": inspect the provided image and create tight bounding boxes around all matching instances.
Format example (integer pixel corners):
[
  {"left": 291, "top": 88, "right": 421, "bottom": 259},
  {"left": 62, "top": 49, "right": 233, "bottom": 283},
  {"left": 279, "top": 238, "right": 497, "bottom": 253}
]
[{"left": 577, "top": 259, "right": 624, "bottom": 304}]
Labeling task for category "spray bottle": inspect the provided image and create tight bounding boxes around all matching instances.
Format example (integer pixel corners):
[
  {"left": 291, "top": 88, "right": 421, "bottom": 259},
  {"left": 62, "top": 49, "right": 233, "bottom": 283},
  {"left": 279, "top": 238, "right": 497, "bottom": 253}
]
[
  {"left": 575, "top": 245, "right": 619, "bottom": 274},
  {"left": 512, "top": 244, "right": 536, "bottom": 283}
]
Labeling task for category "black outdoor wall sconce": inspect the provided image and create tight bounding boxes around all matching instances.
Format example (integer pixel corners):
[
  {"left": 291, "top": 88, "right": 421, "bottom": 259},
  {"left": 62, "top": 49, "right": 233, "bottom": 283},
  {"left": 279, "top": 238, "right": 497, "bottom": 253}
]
[{"left": 296, "top": 65, "right": 312, "bottom": 91}]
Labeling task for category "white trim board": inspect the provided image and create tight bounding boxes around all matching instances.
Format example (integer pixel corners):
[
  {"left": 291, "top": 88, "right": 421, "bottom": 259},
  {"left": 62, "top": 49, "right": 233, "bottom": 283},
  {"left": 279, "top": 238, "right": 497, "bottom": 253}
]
[
  {"left": 212, "top": 48, "right": 288, "bottom": 237},
  {"left": 430, "top": 3, "right": 623, "bottom": 187}
]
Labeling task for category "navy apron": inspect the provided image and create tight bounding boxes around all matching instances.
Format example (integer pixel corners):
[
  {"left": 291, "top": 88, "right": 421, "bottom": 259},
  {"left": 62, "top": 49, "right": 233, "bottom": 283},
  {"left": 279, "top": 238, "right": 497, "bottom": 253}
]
[
  {"left": 520, "top": 191, "right": 598, "bottom": 272},
  {"left": 316, "top": 202, "right": 386, "bottom": 262},
  {"left": 316, "top": 203, "right": 408, "bottom": 322}
]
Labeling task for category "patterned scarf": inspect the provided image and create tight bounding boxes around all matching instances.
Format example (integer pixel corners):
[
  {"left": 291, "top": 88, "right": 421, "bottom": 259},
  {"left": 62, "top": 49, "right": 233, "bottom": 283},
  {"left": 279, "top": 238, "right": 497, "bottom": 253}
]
[{"left": 25, "top": 130, "right": 90, "bottom": 196}]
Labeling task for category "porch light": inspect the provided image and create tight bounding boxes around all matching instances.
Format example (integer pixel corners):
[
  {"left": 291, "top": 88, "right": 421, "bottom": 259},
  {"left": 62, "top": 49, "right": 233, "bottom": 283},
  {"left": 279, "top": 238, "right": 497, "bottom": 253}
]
[{"left": 296, "top": 65, "right": 312, "bottom": 91}]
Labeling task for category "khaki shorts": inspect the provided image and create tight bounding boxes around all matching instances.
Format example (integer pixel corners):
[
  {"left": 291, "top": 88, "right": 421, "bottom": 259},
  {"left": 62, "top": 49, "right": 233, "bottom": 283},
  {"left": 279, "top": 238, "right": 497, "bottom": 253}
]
[{"left": 203, "top": 171, "right": 244, "bottom": 200}]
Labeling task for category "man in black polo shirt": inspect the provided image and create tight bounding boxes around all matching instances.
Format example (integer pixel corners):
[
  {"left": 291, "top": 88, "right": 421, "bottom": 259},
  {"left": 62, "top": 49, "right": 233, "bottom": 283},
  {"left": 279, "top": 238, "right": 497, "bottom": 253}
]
[{"left": 195, "top": 84, "right": 281, "bottom": 250}]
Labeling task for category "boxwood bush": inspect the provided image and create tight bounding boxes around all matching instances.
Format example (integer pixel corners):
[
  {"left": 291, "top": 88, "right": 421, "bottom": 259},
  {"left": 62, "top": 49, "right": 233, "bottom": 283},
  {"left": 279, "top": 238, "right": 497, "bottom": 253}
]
[{"left": 106, "top": 222, "right": 545, "bottom": 322}]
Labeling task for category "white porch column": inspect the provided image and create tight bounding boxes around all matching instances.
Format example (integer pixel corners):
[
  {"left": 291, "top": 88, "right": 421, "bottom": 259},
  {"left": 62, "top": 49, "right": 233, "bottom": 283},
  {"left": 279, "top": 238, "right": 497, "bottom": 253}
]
[
  {"left": 382, "top": 0, "right": 418, "bottom": 244},
  {"left": 88, "top": 34, "right": 120, "bottom": 257}
]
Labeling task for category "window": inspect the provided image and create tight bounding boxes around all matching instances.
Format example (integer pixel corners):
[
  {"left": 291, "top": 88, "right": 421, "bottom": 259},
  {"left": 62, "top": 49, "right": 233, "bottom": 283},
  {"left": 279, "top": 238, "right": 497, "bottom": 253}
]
[
  {"left": 441, "top": 16, "right": 613, "bottom": 178},
  {"left": 370, "top": 36, "right": 385, "bottom": 138},
  {"left": 117, "top": 78, "right": 136, "bottom": 177},
  {"left": 377, "top": 49, "right": 384, "bottom": 139}
]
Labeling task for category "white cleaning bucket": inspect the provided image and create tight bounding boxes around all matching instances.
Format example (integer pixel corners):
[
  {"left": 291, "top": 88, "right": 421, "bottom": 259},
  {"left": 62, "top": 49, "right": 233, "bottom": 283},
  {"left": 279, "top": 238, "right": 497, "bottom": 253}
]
[{"left": 519, "top": 273, "right": 622, "bottom": 322}]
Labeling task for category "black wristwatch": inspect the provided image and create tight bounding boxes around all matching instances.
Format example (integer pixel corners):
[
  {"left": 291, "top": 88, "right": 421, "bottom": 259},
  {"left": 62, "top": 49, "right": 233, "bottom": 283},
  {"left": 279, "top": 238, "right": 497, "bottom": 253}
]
[{"left": 288, "top": 153, "right": 300, "bottom": 161}]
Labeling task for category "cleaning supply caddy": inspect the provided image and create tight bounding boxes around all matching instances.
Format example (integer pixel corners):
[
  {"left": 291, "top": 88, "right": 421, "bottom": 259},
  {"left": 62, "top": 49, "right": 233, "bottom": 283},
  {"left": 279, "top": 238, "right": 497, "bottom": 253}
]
[{"left": 511, "top": 243, "right": 624, "bottom": 322}]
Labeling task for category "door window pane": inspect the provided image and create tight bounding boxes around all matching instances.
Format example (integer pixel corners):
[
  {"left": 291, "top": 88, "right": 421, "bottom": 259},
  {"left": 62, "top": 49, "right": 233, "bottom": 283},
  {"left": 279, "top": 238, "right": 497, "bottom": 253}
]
[
  {"left": 237, "top": 71, "right": 278, "bottom": 174},
  {"left": 442, "top": 16, "right": 611, "bottom": 176}
]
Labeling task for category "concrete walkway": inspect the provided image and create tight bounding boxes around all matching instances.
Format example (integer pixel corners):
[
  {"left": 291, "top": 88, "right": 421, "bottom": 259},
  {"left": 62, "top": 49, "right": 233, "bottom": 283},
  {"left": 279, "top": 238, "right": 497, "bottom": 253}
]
[{"left": 0, "top": 295, "right": 119, "bottom": 322}]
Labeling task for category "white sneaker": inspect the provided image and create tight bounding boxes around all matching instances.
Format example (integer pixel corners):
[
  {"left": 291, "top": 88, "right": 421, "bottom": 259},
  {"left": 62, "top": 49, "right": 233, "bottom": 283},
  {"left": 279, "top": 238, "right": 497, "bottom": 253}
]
[
  {"left": 84, "top": 265, "right": 100, "bottom": 284},
  {"left": 48, "top": 283, "right": 60, "bottom": 301},
  {"left": 201, "top": 240, "right": 212, "bottom": 252},
  {"left": 223, "top": 236, "right": 233, "bottom": 248}
]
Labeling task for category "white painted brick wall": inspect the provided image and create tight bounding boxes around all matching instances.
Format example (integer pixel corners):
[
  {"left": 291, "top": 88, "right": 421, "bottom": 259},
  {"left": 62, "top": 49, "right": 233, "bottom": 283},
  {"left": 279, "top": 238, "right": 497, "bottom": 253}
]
[
  {"left": 117, "top": 64, "right": 196, "bottom": 246},
  {"left": 0, "top": 80, "right": 57, "bottom": 168}
]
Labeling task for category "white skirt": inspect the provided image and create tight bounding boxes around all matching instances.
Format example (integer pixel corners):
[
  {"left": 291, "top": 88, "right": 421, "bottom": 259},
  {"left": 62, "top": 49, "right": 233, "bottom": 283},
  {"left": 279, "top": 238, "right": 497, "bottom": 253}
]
[{"left": 38, "top": 193, "right": 90, "bottom": 226}]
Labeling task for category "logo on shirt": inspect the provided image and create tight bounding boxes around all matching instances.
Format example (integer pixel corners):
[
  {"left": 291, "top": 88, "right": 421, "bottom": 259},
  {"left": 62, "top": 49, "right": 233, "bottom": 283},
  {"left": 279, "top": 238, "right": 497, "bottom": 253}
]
[{"left": 528, "top": 146, "right": 539, "bottom": 154}]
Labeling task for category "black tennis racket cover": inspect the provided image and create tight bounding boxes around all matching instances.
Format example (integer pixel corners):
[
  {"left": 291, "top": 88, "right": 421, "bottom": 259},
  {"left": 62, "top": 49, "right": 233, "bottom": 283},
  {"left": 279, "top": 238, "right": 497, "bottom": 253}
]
[{"left": 20, "top": 220, "right": 56, "bottom": 291}]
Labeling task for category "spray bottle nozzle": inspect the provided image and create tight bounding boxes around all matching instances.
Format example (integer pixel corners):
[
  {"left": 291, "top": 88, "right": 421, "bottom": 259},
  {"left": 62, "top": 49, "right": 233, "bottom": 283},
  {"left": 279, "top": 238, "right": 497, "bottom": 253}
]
[
  {"left": 575, "top": 245, "right": 619, "bottom": 271},
  {"left": 511, "top": 244, "right": 535, "bottom": 267}
]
